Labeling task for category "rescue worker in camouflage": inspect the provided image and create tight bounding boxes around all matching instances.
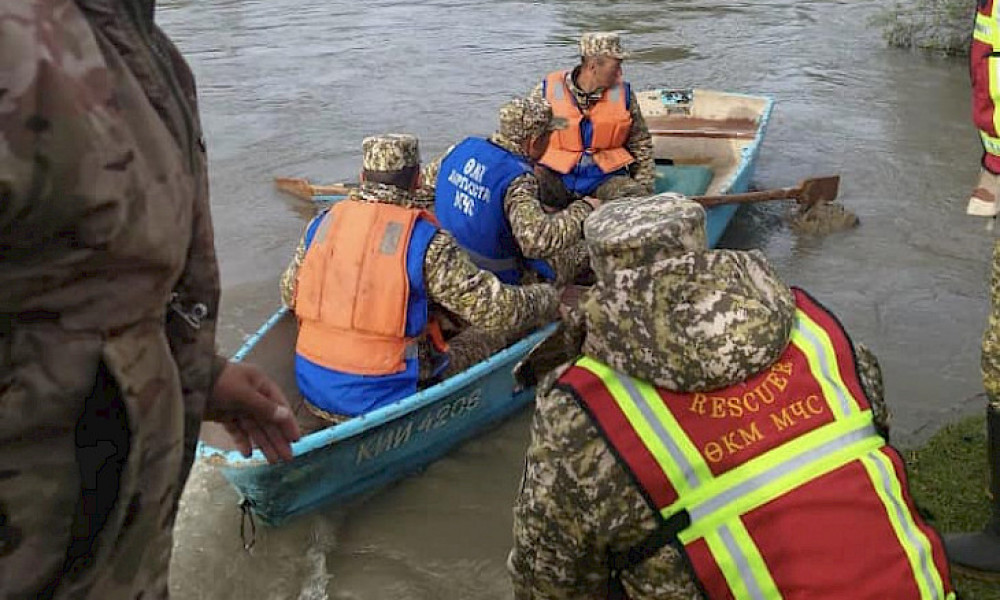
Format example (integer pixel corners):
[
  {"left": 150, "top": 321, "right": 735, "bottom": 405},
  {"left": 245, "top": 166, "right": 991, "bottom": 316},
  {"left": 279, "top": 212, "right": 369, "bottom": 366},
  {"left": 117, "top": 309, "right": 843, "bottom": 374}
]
[
  {"left": 944, "top": 244, "right": 1000, "bottom": 577},
  {"left": 281, "top": 134, "right": 561, "bottom": 421},
  {"left": 508, "top": 194, "right": 903, "bottom": 599},
  {"left": 528, "top": 32, "right": 656, "bottom": 208},
  {"left": 0, "top": 2, "right": 301, "bottom": 598},
  {"left": 421, "top": 97, "right": 599, "bottom": 287}
]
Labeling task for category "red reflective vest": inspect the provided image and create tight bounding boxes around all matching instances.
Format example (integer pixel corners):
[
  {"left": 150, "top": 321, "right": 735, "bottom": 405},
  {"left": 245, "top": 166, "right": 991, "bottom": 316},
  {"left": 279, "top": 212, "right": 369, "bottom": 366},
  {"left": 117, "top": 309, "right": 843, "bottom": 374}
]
[
  {"left": 973, "top": 0, "right": 1000, "bottom": 171},
  {"left": 294, "top": 200, "right": 444, "bottom": 375},
  {"left": 540, "top": 70, "right": 634, "bottom": 174},
  {"left": 557, "top": 288, "right": 955, "bottom": 599}
]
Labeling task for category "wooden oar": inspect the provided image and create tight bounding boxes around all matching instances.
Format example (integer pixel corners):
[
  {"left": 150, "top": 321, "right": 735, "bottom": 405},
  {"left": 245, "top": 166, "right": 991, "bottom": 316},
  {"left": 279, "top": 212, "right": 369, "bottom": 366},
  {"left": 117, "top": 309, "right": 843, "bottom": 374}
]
[
  {"left": 692, "top": 175, "right": 840, "bottom": 209},
  {"left": 274, "top": 177, "right": 357, "bottom": 200}
]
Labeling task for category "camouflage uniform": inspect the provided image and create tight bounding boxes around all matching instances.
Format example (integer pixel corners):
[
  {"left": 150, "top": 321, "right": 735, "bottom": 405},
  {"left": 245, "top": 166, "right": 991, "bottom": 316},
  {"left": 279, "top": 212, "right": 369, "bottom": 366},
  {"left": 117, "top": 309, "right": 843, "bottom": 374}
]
[
  {"left": 281, "top": 135, "right": 560, "bottom": 396},
  {"left": 1, "top": 1, "right": 225, "bottom": 598},
  {"left": 420, "top": 97, "right": 593, "bottom": 286},
  {"left": 983, "top": 240, "right": 1000, "bottom": 410},
  {"left": 509, "top": 195, "right": 891, "bottom": 600},
  {"left": 529, "top": 32, "right": 657, "bottom": 204}
]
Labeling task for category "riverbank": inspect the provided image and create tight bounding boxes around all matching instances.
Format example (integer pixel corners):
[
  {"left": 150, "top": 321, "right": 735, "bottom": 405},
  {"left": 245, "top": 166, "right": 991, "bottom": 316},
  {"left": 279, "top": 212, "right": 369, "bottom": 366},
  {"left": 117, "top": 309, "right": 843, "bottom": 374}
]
[
  {"left": 908, "top": 409, "right": 998, "bottom": 599},
  {"left": 875, "top": 0, "right": 973, "bottom": 55}
]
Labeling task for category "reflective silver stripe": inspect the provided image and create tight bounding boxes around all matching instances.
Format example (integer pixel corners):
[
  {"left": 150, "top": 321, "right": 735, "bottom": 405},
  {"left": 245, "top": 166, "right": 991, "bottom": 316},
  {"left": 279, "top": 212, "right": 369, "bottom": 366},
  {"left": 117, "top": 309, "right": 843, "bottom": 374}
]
[
  {"left": 796, "top": 320, "right": 853, "bottom": 416},
  {"left": 617, "top": 374, "right": 702, "bottom": 489},
  {"left": 608, "top": 84, "right": 622, "bottom": 104},
  {"left": 868, "top": 453, "right": 942, "bottom": 599},
  {"left": 689, "top": 423, "right": 878, "bottom": 522},
  {"left": 465, "top": 249, "right": 519, "bottom": 272},
  {"left": 719, "top": 525, "right": 767, "bottom": 600},
  {"left": 551, "top": 79, "right": 565, "bottom": 101}
]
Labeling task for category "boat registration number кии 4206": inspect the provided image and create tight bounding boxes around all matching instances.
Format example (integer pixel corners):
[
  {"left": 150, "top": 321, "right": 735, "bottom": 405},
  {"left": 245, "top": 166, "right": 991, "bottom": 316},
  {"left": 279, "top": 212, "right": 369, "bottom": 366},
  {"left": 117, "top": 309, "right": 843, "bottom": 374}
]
[{"left": 355, "top": 389, "right": 483, "bottom": 464}]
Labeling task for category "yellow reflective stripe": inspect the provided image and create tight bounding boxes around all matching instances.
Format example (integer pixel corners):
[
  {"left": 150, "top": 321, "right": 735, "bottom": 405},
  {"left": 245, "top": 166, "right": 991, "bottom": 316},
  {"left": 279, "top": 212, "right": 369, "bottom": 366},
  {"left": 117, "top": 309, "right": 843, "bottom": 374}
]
[
  {"left": 789, "top": 308, "right": 861, "bottom": 418},
  {"left": 680, "top": 414, "right": 881, "bottom": 537},
  {"left": 576, "top": 357, "right": 712, "bottom": 498},
  {"left": 701, "top": 523, "right": 782, "bottom": 600},
  {"left": 982, "top": 130, "right": 1000, "bottom": 159},
  {"left": 860, "top": 451, "right": 947, "bottom": 600},
  {"left": 975, "top": 13, "right": 995, "bottom": 45}
]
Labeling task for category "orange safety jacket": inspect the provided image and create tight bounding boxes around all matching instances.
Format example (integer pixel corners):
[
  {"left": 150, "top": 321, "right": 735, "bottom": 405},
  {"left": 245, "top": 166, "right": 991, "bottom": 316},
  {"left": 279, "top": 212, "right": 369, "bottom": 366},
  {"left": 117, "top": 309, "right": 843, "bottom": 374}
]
[
  {"left": 294, "top": 200, "right": 446, "bottom": 377},
  {"left": 540, "top": 70, "right": 635, "bottom": 175},
  {"left": 556, "top": 288, "right": 955, "bottom": 600}
]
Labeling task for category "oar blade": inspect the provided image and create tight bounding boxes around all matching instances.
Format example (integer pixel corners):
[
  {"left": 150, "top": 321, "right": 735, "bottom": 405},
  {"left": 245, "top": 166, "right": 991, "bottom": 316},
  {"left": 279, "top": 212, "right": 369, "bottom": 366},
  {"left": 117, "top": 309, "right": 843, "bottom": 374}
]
[
  {"left": 274, "top": 177, "right": 316, "bottom": 201},
  {"left": 798, "top": 175, "right": 840, "bottom": 207}
]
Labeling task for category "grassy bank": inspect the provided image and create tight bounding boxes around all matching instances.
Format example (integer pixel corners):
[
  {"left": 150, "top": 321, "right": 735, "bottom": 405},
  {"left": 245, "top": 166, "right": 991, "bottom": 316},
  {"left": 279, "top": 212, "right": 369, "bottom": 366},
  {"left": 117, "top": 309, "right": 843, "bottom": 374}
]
[
  {"left": 873, "top": 0, "right": 974, "bottom": 55},
  {"left": 907, "top": 413, "right": 998, "bottom": 599}
]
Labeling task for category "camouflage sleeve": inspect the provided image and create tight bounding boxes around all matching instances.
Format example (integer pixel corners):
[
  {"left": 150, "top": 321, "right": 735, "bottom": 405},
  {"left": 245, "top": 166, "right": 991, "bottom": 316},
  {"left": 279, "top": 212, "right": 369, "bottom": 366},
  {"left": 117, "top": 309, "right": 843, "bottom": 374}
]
[
  {"left": 509, "top": 385, "right": 701, "bottom": 600},
  {"left": 528, "top": 81, "right": 545, "bottom": 103},
  {"left": 504, "top": 174, "right": 592, "bottom": 259},
  {"left": 854, "top": 342, "right": 890, "bottom": 433},
  {"left": 424, "top": 232, "right": 559, "bottom": 332},
  {"left": 279, "top": 235, "right": 307, "bottom": 310},
  {"left": 982, "top": 239, "right": 1000, "bottom": 404},
  {"left": 627, "top": 89, "right": 656, "bottom": 194}
]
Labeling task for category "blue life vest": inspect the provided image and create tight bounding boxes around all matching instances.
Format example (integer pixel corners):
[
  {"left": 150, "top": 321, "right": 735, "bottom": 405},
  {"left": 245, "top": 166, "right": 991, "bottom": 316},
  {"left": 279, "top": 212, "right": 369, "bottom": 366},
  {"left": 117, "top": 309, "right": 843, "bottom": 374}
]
[
  {"left": 434, "top": 137, "right": 555, "bottom": 284},
  {"left": 294, "top": 211, "right": 441, "bottom": 417}
]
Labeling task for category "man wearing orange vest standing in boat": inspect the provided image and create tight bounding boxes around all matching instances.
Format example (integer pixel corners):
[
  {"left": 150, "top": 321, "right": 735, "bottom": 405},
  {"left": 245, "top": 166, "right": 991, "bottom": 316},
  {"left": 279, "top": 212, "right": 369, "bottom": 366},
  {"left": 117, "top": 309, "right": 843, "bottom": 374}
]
[
  {"left": 280, "top": 134, "right": 561, "bottom": 422},
  {"left": 508, "top": 195, "right": 955, "bottom": 599},
  {"left": 947, "top": 0, "right": 1000, "bottom": 578},
  {"left": 528, "top": 32, "right": 656, "bottom": 208}
]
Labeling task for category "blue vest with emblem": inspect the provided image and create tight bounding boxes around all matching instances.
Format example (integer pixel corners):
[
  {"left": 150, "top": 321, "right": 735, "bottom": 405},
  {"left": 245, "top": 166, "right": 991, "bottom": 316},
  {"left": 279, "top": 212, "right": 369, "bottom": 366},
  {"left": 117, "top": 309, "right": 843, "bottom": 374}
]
[
  {"left": 294, "top": 210, "right": 442, "bottom": 417},
  {"left": 434, "top": 137, "right": 556, "bottom": 284}
]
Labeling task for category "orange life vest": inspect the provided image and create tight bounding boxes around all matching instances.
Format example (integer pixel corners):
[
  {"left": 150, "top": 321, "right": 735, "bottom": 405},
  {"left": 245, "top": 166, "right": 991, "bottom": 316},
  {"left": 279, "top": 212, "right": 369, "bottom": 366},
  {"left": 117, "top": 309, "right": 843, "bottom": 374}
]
[
  {"left": 557, "top": 288, "right": 955, "bottom": 599},
  {"left": 294, "top": 200, "right": 443, "bottom": 376},
  {"left": 540, "top": 70, "right": 634, "bottom": 175}
]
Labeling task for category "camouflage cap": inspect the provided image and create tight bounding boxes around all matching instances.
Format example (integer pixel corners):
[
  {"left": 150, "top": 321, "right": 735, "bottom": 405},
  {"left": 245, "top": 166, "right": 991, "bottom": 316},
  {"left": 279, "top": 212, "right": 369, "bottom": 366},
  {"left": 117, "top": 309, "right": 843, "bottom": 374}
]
[
  {"left": 579, "top": 32, "right": 629, "bottom": 60},
  {"left": 584, "top": 193, "right": 707, "bottom": 282},
  {"left": 498, "top": 97, "right": 568, "bottom": 144},
  {"left": 581, "top": 193, "right": 796, "bottom": 392},
  {"left": 361, "top": 133, "right": 420, "bottom": 172}
]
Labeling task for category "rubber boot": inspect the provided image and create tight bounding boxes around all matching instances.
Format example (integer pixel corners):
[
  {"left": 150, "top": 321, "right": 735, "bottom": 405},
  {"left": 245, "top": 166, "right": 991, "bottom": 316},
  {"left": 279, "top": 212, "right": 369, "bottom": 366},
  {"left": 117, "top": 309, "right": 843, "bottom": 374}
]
[{"left": 944, "top": 403, "right": 1000, "bottom": 579}]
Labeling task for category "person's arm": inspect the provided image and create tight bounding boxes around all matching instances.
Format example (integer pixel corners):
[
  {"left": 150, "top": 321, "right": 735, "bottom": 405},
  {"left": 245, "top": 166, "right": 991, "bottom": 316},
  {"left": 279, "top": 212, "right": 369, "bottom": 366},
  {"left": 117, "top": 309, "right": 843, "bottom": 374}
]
[
  {"left": 279, "top": 213, "right": 325, "bottom": 310},
  {"left": 504, "top": 173, "right": 594, "bottom": 259},
  {"left": 625, "top": 88, "right": 656, "bottom": 194},
  {"left": 528, "top": 81, "right": 545, "bottom": 103},
  {"left": 424, "top": 231, "right": 559, "bottom": 331},
  {"left": 509, "top": 387, "right": 609, "bottom": 599},
  {"left": 414, "top": 145, "right": 454, "bottom": 208},
  {"left": 854, "top": 342, "right": 890, "bottom": 434}
]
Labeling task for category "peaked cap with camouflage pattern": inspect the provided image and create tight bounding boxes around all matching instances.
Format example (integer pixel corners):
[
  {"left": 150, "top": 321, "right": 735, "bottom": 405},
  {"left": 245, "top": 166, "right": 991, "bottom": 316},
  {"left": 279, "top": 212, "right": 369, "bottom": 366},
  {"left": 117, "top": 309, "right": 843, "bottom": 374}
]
[
  {"left": 579, "top": 31, "right": 629, "bottom": 59},
  {"left": 582, "top": 193, "right": 796, "bottom": 392},
  {"left": 361, "top": 133, "right": 420, "bottom": 172},
  {"left": 498, "top": 96, "right": 568, "bottom": 144}
]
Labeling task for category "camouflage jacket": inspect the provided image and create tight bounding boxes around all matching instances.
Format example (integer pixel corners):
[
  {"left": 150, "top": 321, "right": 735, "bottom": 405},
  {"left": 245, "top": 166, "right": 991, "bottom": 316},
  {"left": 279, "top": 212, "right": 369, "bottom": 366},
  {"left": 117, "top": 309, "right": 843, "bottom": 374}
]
[
  {"left": 1, "top": 1, "right": 222, "bottom": 596},
  {"left": 529, "top": 69, "right": 656, "bottom": 194},
  {"left": 509, "top": 344, "right": 889, "bottom": 600},
  {"left": 280, "top": 185, "right": 560, "bottom": 378},
  {"left": 419, "top": 134, "right": 594, "bottom": 262}
]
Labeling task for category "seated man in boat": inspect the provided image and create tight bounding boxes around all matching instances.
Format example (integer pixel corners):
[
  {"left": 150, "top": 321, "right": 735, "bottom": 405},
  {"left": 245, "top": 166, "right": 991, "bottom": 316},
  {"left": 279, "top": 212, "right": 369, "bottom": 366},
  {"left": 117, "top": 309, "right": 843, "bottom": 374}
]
[
  {"left": 279, "top": 134, "right": 561, "bottom": 422},
  {"left": 508, "top": 195, "right": 955, "bottom": 599},
  {"left": 528, "top": 31, "right": 656, "bottom": 208},
  {"left": 421, "top": 97, "right": 599, "bottom": 286}
]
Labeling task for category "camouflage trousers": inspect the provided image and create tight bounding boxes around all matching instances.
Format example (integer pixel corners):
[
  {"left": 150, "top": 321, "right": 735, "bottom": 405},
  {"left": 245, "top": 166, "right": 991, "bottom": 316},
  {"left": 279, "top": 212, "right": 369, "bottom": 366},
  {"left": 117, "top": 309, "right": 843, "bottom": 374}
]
[
  {"left": 984, "top": 240, "right": 1000, "bottom": 410},
  {"left": 535, "top": 166, "right": 649, "bottom": 210}
]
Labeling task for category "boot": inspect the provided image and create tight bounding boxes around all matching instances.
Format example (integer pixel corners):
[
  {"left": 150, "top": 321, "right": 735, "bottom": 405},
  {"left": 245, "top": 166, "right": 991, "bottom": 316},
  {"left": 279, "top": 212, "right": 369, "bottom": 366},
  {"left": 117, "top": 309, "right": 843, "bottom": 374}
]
[
  {"left": 967, "top": 167, "right": 1000, "bottom": 218},
  {"left": 944, "top": 403, "right": 1000, "bottom": 579}
]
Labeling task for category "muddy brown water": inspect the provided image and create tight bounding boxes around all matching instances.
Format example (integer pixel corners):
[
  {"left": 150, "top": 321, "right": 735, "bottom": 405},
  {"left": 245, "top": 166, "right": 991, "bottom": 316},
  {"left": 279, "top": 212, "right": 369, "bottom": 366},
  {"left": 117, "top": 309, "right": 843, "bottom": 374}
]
[{"left": 161, "top": 0, "right": 991, "bottom": 597}]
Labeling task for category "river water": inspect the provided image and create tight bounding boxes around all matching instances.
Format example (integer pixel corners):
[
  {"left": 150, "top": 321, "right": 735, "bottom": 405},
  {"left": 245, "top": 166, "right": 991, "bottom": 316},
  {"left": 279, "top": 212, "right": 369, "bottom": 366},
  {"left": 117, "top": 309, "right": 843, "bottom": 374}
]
[{"left": 159, "top": 0, "right": 990, "bottom": 597}]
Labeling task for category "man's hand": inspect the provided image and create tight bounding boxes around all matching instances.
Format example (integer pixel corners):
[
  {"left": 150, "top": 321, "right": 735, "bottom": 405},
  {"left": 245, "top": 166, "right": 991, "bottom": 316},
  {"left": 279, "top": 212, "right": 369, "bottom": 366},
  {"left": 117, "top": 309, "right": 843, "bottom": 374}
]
[
  {"left": 583, "top": 196, "right": 603, "bottom": 211},
  {"left": 206, "top": 362, "right": 302, "bottom": 463},
  {"left": 558, "top": 284, "right": 588, "bottom": 321}
]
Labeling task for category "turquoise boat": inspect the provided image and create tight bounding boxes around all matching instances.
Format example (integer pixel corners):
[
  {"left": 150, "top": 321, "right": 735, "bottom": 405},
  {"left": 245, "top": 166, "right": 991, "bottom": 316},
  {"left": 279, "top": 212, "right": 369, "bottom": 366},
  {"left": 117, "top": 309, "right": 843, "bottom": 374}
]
[{"left": 198, "top": 88, "right": 774, "bottom": 525}]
